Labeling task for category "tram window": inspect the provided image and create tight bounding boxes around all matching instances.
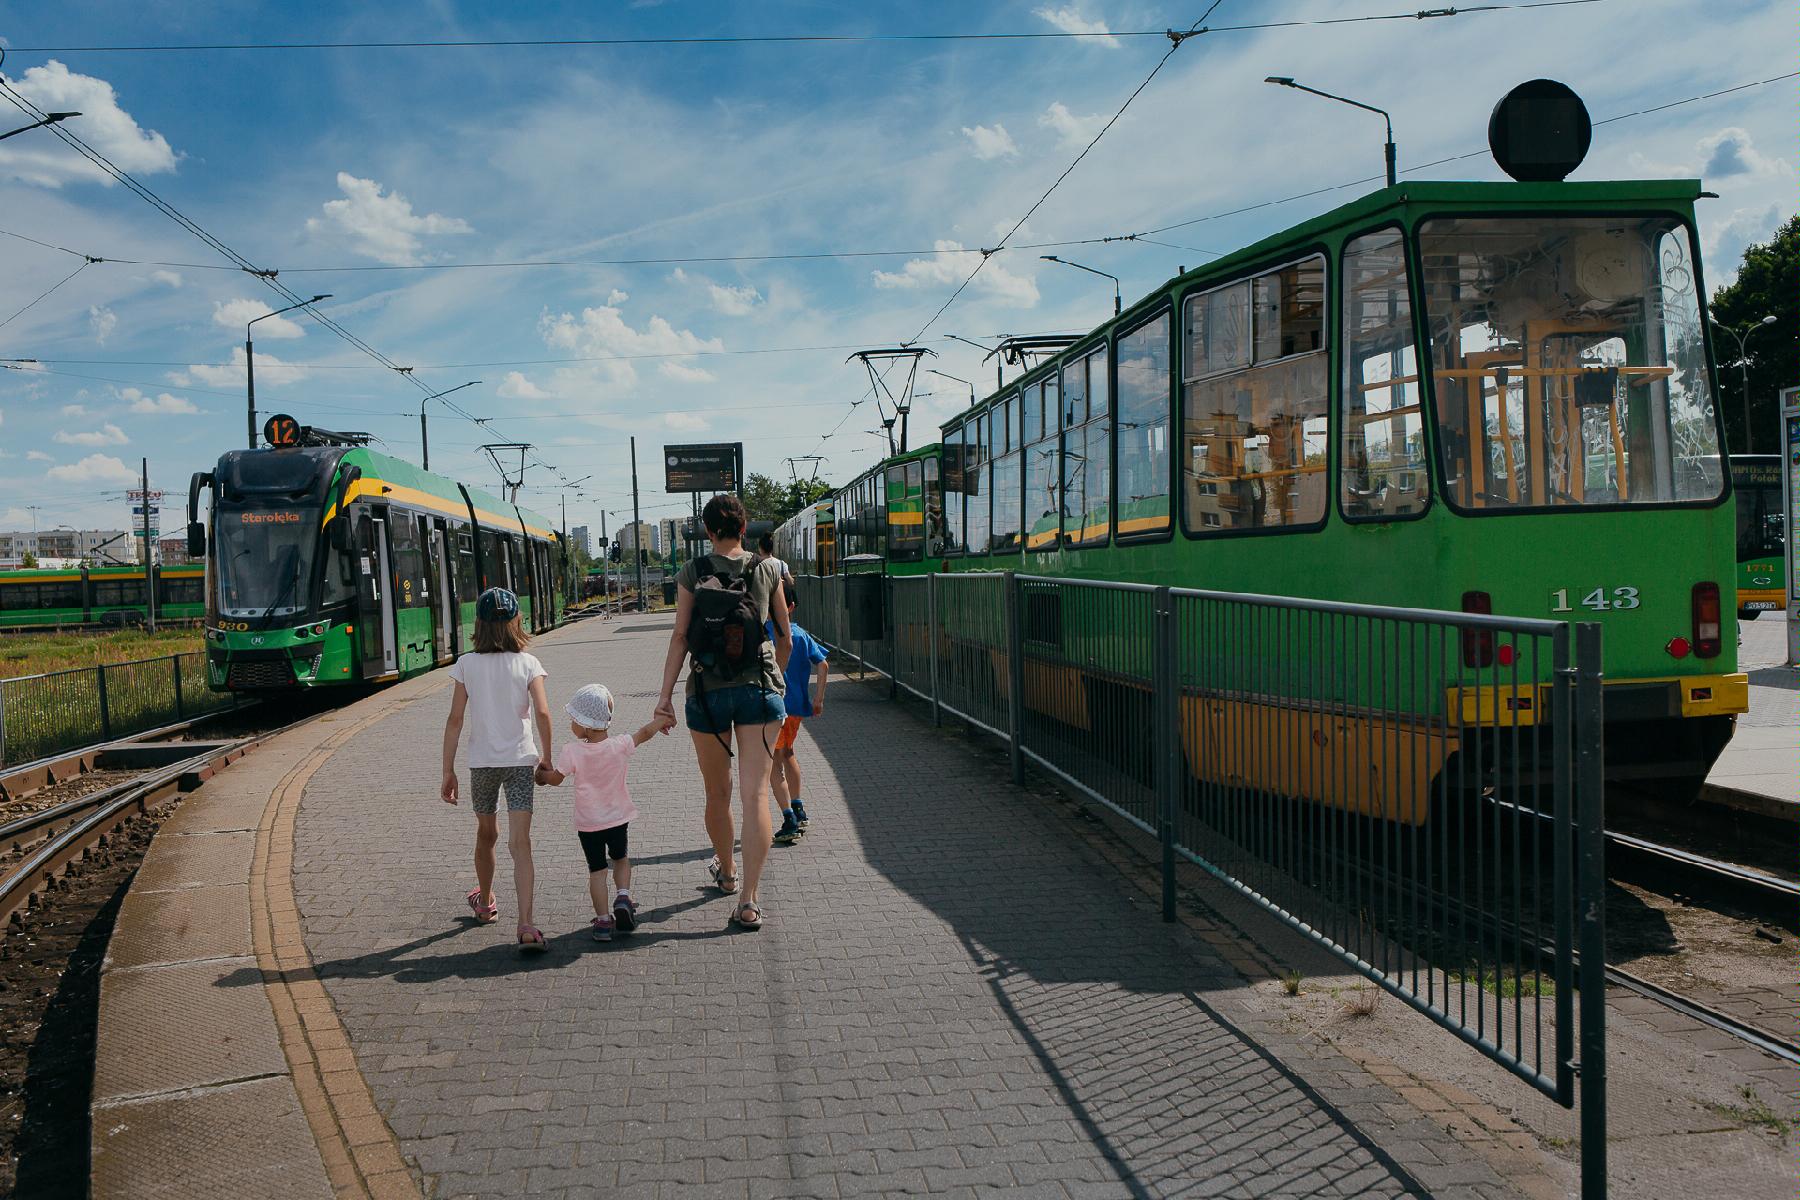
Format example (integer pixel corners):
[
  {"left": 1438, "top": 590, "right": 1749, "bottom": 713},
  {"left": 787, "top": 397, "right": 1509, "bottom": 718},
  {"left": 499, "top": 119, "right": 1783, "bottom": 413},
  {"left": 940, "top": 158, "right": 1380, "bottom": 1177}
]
[
  {"left": 478, "top": 530, "right": 505, "bottom": 590},
  {"left": 1182, "top": 257, "right": 1328, "bottom": 536},
  {"left": 1022, "top": 382, "right": 1042, "bottom": 445},
  {"left": 162, "top": 576, "right": 205, "bottom": 606},
  {"left": 389, "top": 514, "right": 427, "bottom": 608},
  {"left": 1025, "top": 441, "right": 1060, "bottom": 551},
  {"left": 454, "top": 527, "right": 478, "bottom": 605},
  {"left": 923, "top": 455, "right": 945, "bottom": 553},
  {"left": 1419, "top": 216, "right": 1724, "bottom": 510},
  {"left": 45, "top": 581, "right": 83, "bottom": 608},
  {"left": 0, "top": 584, "right": 35, "bottom": 611},
  {"left": 1342, "top": 230, "right": 1429, "bottom": 519},
  {"left": 990, "top": 451, "right": 1022, "bottom": 553},
  {"left": 942, "top": 424, "right": 965, "bottom": 554},
  {"left": 1116, "top": 313, "right": 1172, "bottom": 538},
  {"left": 887, "top": 465, "right": 921, "bottom": 561},
  {"left": 967, "top": 414, "right": 990, "bottom": 554},
  {"left": 1062, "top": 346, "right": 1112, "bottom": 547},
  {"left": 94, "top": 579, "right": 145, "bottom": 607}
]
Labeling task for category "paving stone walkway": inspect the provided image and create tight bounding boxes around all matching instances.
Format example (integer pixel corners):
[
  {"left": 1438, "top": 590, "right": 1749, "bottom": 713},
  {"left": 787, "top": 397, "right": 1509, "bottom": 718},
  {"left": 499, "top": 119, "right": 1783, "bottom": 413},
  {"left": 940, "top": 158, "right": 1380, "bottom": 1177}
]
[{"left": 285, "top": 617, "right": 1525, "bottom": 1199}]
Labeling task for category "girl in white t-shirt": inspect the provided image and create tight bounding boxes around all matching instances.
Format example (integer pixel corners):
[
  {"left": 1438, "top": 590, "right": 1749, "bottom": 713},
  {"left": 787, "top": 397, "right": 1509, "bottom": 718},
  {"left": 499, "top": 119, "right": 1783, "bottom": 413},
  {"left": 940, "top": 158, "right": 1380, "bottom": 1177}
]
[{"left": 440, "top": 588, "right": 554, "bottom": 952}]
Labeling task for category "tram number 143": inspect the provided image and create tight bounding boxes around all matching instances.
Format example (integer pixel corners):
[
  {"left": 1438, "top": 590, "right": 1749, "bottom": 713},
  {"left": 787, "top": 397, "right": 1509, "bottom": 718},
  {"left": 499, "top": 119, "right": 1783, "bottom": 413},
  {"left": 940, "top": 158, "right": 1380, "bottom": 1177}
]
[{"left": 1551, "top": 587, "right": 1640, "bottom": 613}]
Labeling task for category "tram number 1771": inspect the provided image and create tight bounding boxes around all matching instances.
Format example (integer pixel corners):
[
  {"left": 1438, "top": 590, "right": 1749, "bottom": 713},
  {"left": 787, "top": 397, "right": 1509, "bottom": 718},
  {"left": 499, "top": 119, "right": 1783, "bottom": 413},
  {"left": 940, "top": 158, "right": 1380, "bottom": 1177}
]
[{"left": 1550, "top": 586, "right": 1641, "bottom": 613}]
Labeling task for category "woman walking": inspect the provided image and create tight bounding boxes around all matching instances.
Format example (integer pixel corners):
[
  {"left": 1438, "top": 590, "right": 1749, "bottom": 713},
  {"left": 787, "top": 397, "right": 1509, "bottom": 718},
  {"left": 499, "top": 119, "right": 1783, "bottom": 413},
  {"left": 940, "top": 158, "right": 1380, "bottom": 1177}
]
[{"left": 655, "top": 494, "right": 792, "bottom": 930}]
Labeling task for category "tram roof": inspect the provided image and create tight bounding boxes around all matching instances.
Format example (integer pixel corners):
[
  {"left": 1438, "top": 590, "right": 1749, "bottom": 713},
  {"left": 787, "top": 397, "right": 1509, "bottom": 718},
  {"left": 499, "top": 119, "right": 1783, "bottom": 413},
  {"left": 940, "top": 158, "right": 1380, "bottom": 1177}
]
[
  {"left": 939, "top": 176, "right": 1707, "bottom": 427},
  {"left": 328, "top": 445, "right": 560, "bottom": 541}
]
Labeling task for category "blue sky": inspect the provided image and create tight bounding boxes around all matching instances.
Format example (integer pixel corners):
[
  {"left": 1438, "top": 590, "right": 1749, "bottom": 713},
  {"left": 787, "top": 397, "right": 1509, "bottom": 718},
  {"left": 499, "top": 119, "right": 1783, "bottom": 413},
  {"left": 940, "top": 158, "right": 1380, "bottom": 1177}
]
[{"left": 0, "top": 0, "right": 1791, "bottom": 538}]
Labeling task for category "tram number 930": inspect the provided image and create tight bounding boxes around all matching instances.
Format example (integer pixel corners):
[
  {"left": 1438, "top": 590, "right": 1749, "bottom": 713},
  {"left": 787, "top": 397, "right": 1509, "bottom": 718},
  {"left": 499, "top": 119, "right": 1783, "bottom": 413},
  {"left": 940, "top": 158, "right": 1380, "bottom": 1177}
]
[{"left": 1550, "top": 587, "right": 1640, "bottom": 613}]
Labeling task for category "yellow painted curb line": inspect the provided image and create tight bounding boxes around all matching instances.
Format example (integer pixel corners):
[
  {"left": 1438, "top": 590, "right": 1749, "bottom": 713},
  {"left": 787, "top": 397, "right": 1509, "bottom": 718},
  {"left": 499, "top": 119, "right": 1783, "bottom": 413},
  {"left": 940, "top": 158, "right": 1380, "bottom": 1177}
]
[{"left": 249, "top": 694, "right": 437, "bottom": 1200}]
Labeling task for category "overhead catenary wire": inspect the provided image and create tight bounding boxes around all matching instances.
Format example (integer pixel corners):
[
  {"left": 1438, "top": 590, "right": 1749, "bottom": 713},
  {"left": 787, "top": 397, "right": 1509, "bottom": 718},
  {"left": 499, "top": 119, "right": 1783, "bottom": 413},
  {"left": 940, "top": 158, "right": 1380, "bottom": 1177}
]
[
  {"left": 0, "top": 258, "right": 92, "bottom": 331},
  {"left": 0, "top": 4, "right": 1603, "bottom": 54}
]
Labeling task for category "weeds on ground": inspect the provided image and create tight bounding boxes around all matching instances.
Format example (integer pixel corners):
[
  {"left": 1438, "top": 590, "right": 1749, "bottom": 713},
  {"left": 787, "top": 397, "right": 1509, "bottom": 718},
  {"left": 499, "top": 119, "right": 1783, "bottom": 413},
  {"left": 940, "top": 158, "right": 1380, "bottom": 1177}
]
[
  {"left": 1709, "top": 1086, "right": 1793, "bottom": 1136},
  {"left": 1281, "top": 970, "right": 1303, "bottom": 996},
  {"left": 1447, "top": 968, "right": 1557, "bottom": 998},
  {"left": 1340, "top": 986, "right": 1380, "bottom": 1017},
  {"left": 0, "top": 628, "right": 203, "bottom": 678}
]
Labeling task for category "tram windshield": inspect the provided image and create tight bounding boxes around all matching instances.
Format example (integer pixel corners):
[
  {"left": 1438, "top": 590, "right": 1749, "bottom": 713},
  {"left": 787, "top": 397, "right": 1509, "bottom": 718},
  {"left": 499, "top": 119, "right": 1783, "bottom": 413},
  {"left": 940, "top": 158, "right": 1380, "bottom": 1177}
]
[
  {"left": 1730, "top": 457, "right": 1784, "bottom": 560},
  {"left": 214, "top": 505, "right": 319, "bottom": 619},
  {"left": 1419, "top": 215, "right": 1724, "bottom": 510}
]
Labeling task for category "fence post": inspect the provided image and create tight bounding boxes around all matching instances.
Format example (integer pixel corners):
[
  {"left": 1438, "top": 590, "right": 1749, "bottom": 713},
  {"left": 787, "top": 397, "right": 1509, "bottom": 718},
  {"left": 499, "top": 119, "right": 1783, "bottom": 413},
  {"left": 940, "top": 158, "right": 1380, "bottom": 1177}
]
[
  {"left": 887, "top": 577, "right": 898, "bottom": 700},
  {"left": 172, "top": 654, "right": 184, "bottom": 721},
  {"left": 1551, "top": 624, "right": 1575, "bottom": 1106},
  {"left": 97, "top": 662, "right": 113, "bottom": 741},
  {"left": 1004, "top": 571, "right": 1024, "bottom": 785},
  {"left": 1575, "top": 622, "right": 1607, "bottom": 1200},
  {"left": 927, "top": 572, "right": 941, "bottom": 727},
  {"left": 1153, "top": 586, "right": 1177, "bottom": 922},
  {"left": 0, "top": 681, "right": 7, "bottom": 766}
]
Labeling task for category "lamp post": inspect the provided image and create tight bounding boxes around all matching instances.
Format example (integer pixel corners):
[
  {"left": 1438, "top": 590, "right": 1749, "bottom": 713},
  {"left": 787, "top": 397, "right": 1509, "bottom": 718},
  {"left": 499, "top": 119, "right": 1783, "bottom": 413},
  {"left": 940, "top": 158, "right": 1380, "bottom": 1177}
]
[
  {"left": 944, "top": 333, "right": 1004, "bottom": 388},
  {"left": 928, "top": 369, "right": 977, "bottom": 407},
  {"left": 0, "top": 111, "right": 80, "bottom": 142},
  {"left": 1265, "top": 76, "right": 1397, "bottom": 186},
  {"left": 418, "top": 379, "right": 481, "bottom": 472},
  {"left": 1710, "top": 314, "right": 1777, "bottom": 454},
  {"left": 246, "top": 294, "right": 330, "bottom": 447},
  {"left": 1040, "top": 255, "right": 1121, "bottom": 315}
]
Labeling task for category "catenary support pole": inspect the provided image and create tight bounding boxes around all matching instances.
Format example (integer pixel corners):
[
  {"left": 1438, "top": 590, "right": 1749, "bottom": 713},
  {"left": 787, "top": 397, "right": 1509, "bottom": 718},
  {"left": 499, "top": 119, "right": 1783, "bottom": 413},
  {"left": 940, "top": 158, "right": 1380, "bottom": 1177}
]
[
  {"left": 630, "top": 437, "right": 645, "bottom": 607},
  {"left": 141, "top": 456, "right": 157, "bottom": 633},
  {"left": 244, "top": 336, "right": 257, "bottom": 449}
]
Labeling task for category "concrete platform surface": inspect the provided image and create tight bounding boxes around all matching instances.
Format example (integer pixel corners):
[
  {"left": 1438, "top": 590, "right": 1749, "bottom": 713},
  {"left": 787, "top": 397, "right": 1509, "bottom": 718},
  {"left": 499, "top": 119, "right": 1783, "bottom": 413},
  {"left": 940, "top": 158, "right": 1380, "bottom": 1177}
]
[
  {"left": 281, "top": 617, "right": 1545, "bottom": 1199},
  {"left": 1705, "top": 615, "right": 1798, "bottom": 813}
]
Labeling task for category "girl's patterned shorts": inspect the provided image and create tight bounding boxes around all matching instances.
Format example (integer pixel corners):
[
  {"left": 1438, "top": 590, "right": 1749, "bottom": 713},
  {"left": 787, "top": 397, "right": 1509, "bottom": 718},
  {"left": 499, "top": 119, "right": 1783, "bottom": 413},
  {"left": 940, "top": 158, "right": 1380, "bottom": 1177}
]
[{"left": 469, "top": 766, "right": 536, "bottom": 814}]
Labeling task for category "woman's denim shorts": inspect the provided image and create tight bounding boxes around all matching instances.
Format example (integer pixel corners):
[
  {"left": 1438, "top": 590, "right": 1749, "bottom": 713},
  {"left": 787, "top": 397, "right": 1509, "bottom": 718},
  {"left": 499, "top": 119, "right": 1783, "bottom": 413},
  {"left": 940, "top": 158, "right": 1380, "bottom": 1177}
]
[{"left": 685, "top": 685, "right": 785, "bottom": 734}]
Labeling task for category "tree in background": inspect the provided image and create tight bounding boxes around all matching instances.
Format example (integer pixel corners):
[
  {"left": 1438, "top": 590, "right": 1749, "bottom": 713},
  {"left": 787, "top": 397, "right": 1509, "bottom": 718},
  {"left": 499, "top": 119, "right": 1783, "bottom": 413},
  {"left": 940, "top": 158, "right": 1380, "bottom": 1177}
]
[
  {"left": 1710, "top": 214, "right": 1797, "bottom": 456},
  {"left": 19, "top": 551, "right": 37, "bottom": 569},
  {"left": 741, "top": 473, "right": 836, "bottom": 524}
]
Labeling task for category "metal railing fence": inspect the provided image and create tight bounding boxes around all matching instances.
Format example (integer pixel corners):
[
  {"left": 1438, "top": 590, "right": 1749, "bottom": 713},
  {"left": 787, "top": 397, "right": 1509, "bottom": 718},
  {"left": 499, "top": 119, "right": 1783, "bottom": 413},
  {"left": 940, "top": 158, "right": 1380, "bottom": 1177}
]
[
  {"left": 0, "top": 652, "right": 240, "bottom": 766},
  {"left": 800, "top": 570, "right": 1607, "bottom": 1198}
]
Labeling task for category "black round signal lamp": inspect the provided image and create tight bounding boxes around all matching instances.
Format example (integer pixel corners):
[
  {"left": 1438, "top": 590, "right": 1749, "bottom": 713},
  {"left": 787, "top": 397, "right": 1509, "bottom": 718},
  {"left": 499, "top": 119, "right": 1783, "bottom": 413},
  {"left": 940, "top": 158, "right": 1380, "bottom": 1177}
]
[{"left": 1488, "top": 79, "right": 1592, "bottom": 183}]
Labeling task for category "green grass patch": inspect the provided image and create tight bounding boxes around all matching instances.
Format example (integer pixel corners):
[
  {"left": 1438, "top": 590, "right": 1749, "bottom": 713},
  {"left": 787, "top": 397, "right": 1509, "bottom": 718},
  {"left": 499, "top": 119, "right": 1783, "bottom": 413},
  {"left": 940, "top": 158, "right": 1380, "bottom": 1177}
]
[
  {"left": 1447, "top": 968, "right": 1557, "bottom": 998},
  {"left": 0, "top": 628, "right": 203, "bottom": 680}
]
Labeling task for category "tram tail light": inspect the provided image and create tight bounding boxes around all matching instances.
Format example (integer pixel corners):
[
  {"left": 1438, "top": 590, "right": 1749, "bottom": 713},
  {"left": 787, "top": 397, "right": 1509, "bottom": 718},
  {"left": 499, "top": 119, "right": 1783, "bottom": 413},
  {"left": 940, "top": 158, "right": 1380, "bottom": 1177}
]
[
  {"left": 1461, "top": 590, "right": 1494, "bottom": 668},
  {"left": 1691, "top": 582, "right": 1722, "bottom": 659}
]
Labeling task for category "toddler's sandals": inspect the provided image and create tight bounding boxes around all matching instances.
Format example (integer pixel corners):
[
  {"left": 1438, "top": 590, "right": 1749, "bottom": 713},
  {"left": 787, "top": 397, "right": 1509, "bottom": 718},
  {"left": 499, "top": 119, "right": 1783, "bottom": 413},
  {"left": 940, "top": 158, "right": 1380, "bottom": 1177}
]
[
  {"left": 516, "top": 923, "right": 548, "bottom": 953},
  {"left": 732, "top": 901, "right": 763, "bottom": 932}
]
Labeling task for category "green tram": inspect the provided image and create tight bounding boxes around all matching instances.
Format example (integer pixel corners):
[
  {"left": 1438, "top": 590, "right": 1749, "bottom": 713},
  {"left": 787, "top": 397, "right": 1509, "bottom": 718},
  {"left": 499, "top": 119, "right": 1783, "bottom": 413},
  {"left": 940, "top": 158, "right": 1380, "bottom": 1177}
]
[
  {"left": 1728, "top": 455, "right": 1784, "bottom": 617},
  {"left": 189, "top": 433, "right": 571, "bottom": 692},
  {"left": 791, "top": 177, "right": 1750, "bottom": 802},
  {"left": 0, "top": 563, "right": 207, "bottom": 630}
]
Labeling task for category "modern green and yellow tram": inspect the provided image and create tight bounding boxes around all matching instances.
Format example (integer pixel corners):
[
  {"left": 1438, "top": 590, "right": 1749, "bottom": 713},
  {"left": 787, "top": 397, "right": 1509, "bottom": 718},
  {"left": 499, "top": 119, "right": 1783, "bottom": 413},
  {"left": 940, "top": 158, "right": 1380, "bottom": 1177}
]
[
  {"left": 785, "top": 174, "right": 1750, "bottom": 800},
  {"left": 189, "top": 430, "right": 572, "bottom": 692},
  {"left": 1728, "top": 455, "right": 1784, "bottom": 617},
  {"left": 0, "top": 563, "right": 207, "bottom": 630}
]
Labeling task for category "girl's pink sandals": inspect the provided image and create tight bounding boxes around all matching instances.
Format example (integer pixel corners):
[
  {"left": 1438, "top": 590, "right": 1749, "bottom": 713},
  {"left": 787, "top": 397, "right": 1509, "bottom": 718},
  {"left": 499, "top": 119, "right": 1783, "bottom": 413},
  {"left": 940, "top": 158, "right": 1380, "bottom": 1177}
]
[
  {"left": 516, "top": 924, "right": 548, "bottom": 953},
  {"left": 466, "top": 888, "right": 498, "bottom": 924}
]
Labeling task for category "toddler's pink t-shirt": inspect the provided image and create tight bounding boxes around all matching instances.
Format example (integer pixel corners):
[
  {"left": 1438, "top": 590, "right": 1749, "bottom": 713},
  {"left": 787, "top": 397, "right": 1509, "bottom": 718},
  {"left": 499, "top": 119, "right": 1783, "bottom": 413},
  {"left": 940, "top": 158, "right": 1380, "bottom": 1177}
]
[{"left": 555, "top": 737, "right": 639, "bottom": 832}]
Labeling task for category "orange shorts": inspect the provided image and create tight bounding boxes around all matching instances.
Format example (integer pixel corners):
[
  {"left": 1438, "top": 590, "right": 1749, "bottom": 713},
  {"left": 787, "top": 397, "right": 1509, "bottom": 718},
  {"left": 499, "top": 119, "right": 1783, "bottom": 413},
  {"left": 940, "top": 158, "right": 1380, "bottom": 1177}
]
[{"left": 773, "top": 715, "right": 802, "bottom": 751}]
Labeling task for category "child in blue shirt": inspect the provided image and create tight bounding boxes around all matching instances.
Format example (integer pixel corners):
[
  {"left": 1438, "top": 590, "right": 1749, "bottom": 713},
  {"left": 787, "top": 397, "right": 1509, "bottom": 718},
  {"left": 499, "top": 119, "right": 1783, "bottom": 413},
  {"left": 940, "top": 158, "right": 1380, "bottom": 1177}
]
[{"left": 766, "top": 584, "right": 828, "bottom": 845}]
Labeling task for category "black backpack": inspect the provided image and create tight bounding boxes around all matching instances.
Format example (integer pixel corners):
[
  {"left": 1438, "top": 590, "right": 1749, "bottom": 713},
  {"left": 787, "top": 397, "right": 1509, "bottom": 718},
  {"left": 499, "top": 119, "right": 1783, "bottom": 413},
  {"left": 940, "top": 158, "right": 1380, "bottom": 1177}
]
[{"left": 686, "top": 554, "right": 766, "bottom": 673}]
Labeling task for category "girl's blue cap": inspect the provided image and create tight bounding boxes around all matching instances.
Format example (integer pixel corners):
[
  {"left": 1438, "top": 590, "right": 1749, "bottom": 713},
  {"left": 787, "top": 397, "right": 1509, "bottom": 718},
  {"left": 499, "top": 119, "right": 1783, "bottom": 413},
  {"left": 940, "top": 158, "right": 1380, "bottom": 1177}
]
[{"left": 477, "top": 588, "right": 519, "bottom": 622}]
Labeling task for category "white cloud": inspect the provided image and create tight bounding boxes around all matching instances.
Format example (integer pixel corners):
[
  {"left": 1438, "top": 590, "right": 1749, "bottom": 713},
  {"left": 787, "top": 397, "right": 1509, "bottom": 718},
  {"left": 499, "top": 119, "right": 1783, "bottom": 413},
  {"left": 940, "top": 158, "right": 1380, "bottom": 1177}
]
[
  {"left": 708, "top": 282, "right": 762, "bottom": 316},
  {"left": 871, "top": 240, "right": 1039, "bottom": 307},
  {"left": 88, "top": 305, "right": 117, "bottom": 344},
  {"left": 213, "top": 297, "right": 305, "bottom": 338},
  {"left": 60, "top": 403, "right": 87, "bottom": 417},
  {"left": 26, "top": 450, "right": 52, "bottom": 462},
  {"left": 961, "top": 123, "right": 1019, "bottom": 161},
  {"left": 306, "top": 172, "right": 472, "bottom": 266},
  {"left": 606, "top": 288, "right": 630, "bottom": 305},
  {"left": 664, "top": 412, "right": 708, "bottom": 431},
  {"left": 47, "top": 453, "right": 137, "bottom": 485},
  {"left": 129, "top": 392, "right": 199, "bottom": 415},
  {"left": 0, "top": 60, "right": 177, "bottom": 188},
  {"left": 1033, "top": 6, "right": 1119, "bottom": 48},
  {"left": 538, "top": 304, "right": 724, "bottom": 393},
  {"left": 1039, "top": 101, "right": 1105, "bottom": 149},
  {"left": 497, "top": 370, "right": 552, "bottom": 400},
  {"left": 54, "top": 423, "right": 128, "bottom": 447},
  {"left": 1698, "top": 127, "right": 1786, "bottom": 180},
  {"left": 150, "top": 269, "right": 184, "bottom": 288},
  {"left": 1704, "top": 204, "right": 1784, "bottom": 286},
  {"left": 170, "top": 346, "right": 308, "bottom": 388},
  {"left": 659, "top": 360, "right": 716, "bottom": 383}
]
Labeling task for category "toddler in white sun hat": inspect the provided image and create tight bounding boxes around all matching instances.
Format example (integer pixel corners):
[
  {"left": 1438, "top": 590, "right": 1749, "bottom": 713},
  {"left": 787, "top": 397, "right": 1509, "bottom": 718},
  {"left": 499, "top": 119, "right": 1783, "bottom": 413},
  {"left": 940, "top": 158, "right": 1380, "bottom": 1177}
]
[{"left": 536, "top": 683, "right": 675, "bottom": 941}]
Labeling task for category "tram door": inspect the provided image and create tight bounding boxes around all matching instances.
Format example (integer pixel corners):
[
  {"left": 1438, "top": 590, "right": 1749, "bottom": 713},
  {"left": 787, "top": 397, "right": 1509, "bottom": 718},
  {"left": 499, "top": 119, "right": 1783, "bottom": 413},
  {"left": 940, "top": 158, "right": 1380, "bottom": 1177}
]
[
  {"left": 429, "top": 521, "right": 454, "bottom": 662},
  {"left": 357, "top": 511, "right": 398, "bottom": 678}
]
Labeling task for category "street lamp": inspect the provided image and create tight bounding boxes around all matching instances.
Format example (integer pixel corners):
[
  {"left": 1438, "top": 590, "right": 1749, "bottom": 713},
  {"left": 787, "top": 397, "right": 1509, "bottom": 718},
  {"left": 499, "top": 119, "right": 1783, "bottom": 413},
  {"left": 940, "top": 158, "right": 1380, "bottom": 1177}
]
[
  {"left": 246, "top": 294, "right": 330, "bottom": 448},
  {"left": 1710, "top": 315, "right": 1777, "bottom": 454},
  {"left": 418, "top": 379, "right": 481, "bottom": 472},
  {"left": 1040, "top": 255, "right": 1121, "bottom": 316},
  {"left": 928, "top": 369, "right": 977, "bottom": 406},
  {"left": 0, "top": 112, "right": 80, "bottom": 142},
  {"left": 943, "top": 333, "right": 1004, "bottom": 388},
  {"left": 1265, "top": 76, "right": 1397, "bottom": 187}
]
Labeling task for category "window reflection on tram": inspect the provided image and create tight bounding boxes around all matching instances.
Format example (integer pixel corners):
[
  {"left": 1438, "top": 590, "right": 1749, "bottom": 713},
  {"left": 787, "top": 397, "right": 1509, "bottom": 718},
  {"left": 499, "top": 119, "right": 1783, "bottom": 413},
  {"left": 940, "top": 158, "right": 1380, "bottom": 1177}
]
[{"left": 215, "top": 506, "right": 319, "bottom": 617}]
